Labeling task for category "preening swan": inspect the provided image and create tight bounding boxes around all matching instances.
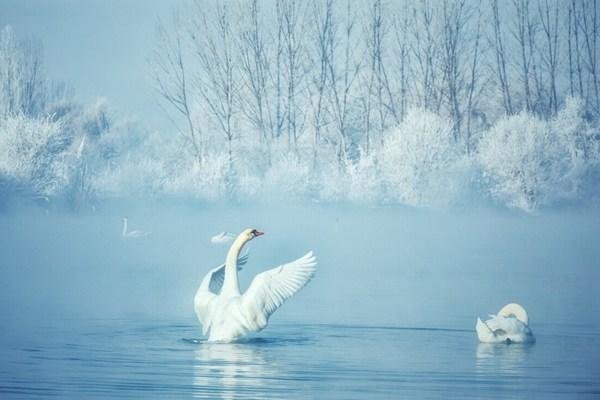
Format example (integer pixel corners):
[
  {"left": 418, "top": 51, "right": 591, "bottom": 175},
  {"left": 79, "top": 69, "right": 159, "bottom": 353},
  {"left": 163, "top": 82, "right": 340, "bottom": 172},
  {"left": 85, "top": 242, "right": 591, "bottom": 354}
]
[
  {"left": 121, "top": 217, "right": 150, "bottom": 238},
  {"left": 195, "top": 228, "right": 317, "bottom": 342},
  {"left": 210, "top": 231, "right": 235, "bottom": 244},
  {"left": 476, "top": 303, "right": 535, "bottom": 344}
]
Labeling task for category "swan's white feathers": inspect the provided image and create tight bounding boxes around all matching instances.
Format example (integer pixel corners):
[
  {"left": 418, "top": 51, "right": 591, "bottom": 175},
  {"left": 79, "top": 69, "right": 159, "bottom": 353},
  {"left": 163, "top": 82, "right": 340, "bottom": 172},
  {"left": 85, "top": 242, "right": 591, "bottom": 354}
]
[
  {"left": 127, "top": 230, "right": 150, "bottom": 238},
  {"left": 476, "top": 303, "right": 535, "bottom": 344},
  {"left": 194, "top": 252, "right": 248, "bottom": 335},
  {"left": 241, "top": 251, "right": 316, "bottom": 329},
  {"left": 497, "top": 303, "right": 529, "bottom": 325},
  {"left": 208, "top": 252, "right": 249, "bottom": 294},
  {"left": 210, "top": 232, "right": 235, "bottom": 244},
  {"left": 195, "top": 227, "right": 317, "bottom": 342},
  {"left": 121, "top": 218, "right": 150, "bottom": 238}
]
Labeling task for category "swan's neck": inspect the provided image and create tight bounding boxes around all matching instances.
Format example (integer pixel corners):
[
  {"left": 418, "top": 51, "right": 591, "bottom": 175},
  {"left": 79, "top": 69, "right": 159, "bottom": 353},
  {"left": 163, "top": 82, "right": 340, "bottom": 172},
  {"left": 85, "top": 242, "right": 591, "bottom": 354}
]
[
  {"left": 122, "top": 219, "right": 128, "bottom": 236},
  {"left": 222, "top": 235, "right": 247, "bottom": 295}
]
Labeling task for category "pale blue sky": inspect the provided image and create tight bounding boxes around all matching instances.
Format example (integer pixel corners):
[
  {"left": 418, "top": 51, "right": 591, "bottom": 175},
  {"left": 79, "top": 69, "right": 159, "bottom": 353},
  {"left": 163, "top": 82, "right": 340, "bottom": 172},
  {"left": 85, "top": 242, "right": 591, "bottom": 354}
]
[{"left": 0, "top": 0, "right": 181, "bottom": 131}]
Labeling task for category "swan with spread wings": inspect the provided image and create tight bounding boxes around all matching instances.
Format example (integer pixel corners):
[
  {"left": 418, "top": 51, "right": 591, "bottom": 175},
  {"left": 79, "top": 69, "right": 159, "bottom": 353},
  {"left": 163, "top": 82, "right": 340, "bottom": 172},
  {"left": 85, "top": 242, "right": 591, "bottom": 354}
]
[{"left": 194, "top": 229, "right": 317, "bottom": 342}]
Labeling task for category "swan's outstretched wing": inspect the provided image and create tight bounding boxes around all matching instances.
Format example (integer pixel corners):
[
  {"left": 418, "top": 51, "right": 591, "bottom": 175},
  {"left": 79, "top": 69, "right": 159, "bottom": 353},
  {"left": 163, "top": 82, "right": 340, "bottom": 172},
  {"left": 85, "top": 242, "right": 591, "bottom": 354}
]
[{"left": 241, "top": 252, "right": 316, "bottom": 330}]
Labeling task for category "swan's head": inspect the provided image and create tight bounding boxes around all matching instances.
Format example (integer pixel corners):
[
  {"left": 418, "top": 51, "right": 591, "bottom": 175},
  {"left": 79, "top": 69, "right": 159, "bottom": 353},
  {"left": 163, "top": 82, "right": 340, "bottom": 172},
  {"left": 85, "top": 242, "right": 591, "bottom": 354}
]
[{"left": 241, "top": 228, "right": 264, "bottom": 241}]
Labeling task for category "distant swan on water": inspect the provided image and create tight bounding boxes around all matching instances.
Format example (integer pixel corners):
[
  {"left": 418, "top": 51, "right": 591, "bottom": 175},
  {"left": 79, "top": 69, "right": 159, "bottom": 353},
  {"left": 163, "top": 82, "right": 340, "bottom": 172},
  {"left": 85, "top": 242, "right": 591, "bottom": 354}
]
[
  {"left": 210, "top": 232, "right": 235, "bottom": 244},
  {"left": 195, "top": 229, "right": 317, "bottom": 342},
  {"left": 121, "top": 217, "right": 150, "bottom": 239},
  {"left": 476, "top": 303, "right": 535, "bottom": 344}
]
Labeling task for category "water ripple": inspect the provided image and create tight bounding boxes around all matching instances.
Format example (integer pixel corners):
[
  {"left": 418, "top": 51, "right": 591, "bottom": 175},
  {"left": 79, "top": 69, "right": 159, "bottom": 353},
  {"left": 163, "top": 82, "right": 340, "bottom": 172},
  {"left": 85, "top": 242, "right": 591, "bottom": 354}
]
[{"left": 0, "top": 321, "right": 598, "bottom": 399}]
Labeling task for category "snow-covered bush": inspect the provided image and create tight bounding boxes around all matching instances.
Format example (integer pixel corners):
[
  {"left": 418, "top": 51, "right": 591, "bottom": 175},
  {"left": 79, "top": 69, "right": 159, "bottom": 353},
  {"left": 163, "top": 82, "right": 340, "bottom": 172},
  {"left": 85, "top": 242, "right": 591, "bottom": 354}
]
[
  {"left": 0, "top": 26, "right": 47, "bottom": 118},
  {"left": 93, "top": 151, "right": 170, "bottom": 200},
  {"left": 347, "top": 151, "right": 386, "bottom": 204},
  {"left": 90, "top": 125, "right": 229, "bottom": 201},
  {"left": 478, "top": 98, "right": 599, "bottom": 212},
  {"left": 163, "top": 152, "right": 230, "bottom": 201},
  {"left": 261, "top": 154, "right": 313, "bottom": 201},
  {"left": 318, "top": 159, "right": 350, "bottom": 203},
  {"left": 378, "top": 108, "right": 466, "bottom": 207},
  {"left": 0, "top": 114, "right": 71, "bottom": 196},
  {"left": 2, "top": 19, "right": 599, "bottom": 212},
  {"left": 0, "top": 26, "right": 108, "bottom": 206}
]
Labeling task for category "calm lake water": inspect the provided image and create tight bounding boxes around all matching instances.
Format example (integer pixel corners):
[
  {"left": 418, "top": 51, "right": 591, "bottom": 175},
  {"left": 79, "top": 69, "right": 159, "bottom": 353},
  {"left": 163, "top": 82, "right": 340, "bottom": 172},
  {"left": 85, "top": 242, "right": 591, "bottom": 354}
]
[
  {"left": 1, "top": 204, "right": 599, "bottom": 398},
  {"left": 1, "top": 319, "right": 599, "bottom": 399}
]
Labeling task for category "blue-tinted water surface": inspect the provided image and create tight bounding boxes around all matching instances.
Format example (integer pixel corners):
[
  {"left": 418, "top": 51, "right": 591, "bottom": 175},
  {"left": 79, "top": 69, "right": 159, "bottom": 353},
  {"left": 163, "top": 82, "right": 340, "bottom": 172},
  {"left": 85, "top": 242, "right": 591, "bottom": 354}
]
[
  {"left": 1, "top": 205, "right": 599, "bottom": 398},
  {"left": 1, "top": 320, "right": 599, "bottom": 399}
]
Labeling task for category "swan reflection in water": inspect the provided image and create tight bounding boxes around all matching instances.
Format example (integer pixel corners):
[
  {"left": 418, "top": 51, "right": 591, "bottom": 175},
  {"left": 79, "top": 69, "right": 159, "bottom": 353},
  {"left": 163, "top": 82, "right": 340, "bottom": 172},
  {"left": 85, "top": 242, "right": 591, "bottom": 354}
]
[
  {"left": 192, "top": 340, "right": 275, "bottom": 400},
  {"left": 476, "top": 342, "right": 534, "bottom": 375}
]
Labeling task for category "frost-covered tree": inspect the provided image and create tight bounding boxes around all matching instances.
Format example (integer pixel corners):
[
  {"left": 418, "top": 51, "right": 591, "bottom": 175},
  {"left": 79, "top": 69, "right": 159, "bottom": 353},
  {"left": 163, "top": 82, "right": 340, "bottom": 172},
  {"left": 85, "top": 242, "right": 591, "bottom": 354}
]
[
  {"left": 0, "top": 115, "right": 66, "bottom": 197},
  {"left": 6, "top": 1, "right": 600, "bottom": 211},
  {"left": 478, "top": 98, "right": 599, "bottom": 211},
  {"left": 0, "top": 27, "right": 131, "bottom": 208},
  {"left": 0, "top": 27, "right": 75, "bottom": 201},
  {"left": 144, "top": 0, "right": 600, "bottom": 209},
  {"left": 362, "top": 0, "right": 398, "bottom": 153},
  {"left": 0, "top": 26, "right": 46, "bottom": 118},
  {"left": 151, "top": 13, "right": 203, "bottom": 164},
  {"left": 379, "top": 108, "right": 466, "bottom": 206}
]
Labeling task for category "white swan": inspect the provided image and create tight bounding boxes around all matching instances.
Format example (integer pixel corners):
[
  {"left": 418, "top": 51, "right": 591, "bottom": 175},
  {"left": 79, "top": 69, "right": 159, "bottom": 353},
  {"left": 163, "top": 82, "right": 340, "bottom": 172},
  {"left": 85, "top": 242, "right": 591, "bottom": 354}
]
[
  {"left": 121, "top": 217, "right": 150, "bottom": 239},
  {"left": 194, "top": 228, "right": 317, "bottom": 342},
  {"left": 210, "top": 231, "right": 235, "bottom": 244},
  {"left": 476, "top": 303, "right": 535, "bottom": 344}
]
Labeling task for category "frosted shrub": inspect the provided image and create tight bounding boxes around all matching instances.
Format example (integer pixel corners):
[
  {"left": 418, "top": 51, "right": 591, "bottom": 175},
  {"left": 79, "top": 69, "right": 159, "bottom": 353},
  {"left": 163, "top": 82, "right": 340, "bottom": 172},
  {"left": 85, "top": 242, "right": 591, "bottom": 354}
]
[
  {"left": 0, "top": 114, "right": 69, "bottom": 196},
  {"left": 94, "top": 153, "right": 169, "bottom": 198},
  {"left": 478, "top": 114, "right": 553, "bottom": 211},
  {"left": 318, "top": 159, "right": 350, "bottom": 203},
  {"left": 237, "top": 170, "right": 262, "bottom": 200},
  {"left": 478, "top": 98, "right": 597, "bottom": 211},
  {"left": 92, "top": 126, "right": 173, "bottom": 198},
  {"left": 379, "top": 108, "right": 464, "bottom": 207},
  {"left": 81, "top": 98, "right": 111, "bottom": 137},
  {"left": 347, "top": 151, "right": 385, "bottom": 204},
  {"left": 95, "top": 122, "right": 233, "bottom": 202},
  {"left": 552, "top": 98, "right": 600, "bottom": 177},
  {"left": 163, "top": 152, "right": 230, "bottom": 201},
  {"left": 0, "top": 26, "right": 46, "bottom": 118},
  {"left": 262, "top": 154, "right": 312, "bottom": 200}
]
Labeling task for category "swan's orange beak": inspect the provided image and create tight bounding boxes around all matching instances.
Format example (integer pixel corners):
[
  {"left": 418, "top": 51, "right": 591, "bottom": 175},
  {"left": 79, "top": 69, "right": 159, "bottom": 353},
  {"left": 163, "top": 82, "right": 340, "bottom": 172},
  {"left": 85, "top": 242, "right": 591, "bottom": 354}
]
[{"left": 254, "top": 230, "right": 264, "bottom": 237}]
